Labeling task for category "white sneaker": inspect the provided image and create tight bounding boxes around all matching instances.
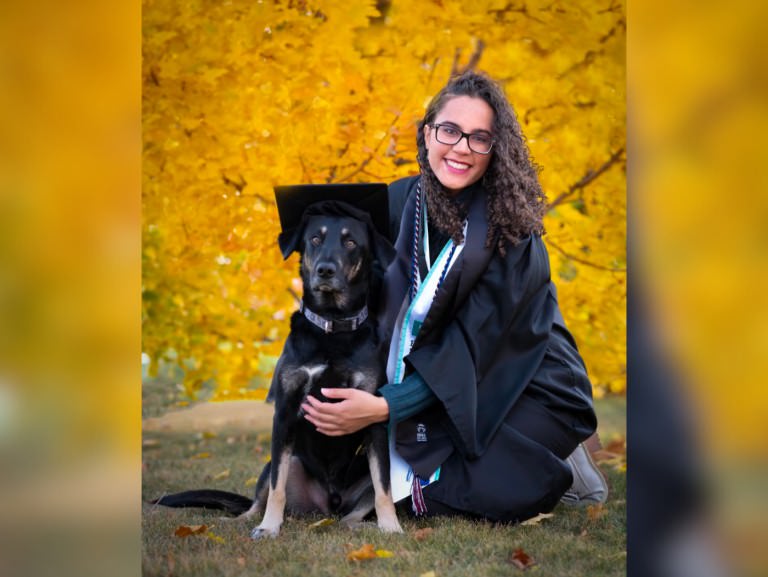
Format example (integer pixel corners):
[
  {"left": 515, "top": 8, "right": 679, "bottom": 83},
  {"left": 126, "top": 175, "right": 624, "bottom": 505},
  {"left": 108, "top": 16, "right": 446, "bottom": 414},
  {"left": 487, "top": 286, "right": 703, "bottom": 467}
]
[{"left": 560, "top": 443, "right": 609, "bottom": 505}]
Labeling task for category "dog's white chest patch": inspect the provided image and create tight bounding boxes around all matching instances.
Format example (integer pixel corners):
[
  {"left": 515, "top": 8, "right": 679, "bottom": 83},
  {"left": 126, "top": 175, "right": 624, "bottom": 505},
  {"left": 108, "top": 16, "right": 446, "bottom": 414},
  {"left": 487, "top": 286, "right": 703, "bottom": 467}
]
[
  {"left": 350, "top": 370, "right": 377, "bottom": 393},
  {"left": 301, "top": 364, "right": 327, "bottom": 385},
  {"left": 280, "top": 363, "right": 328, "bottom": 397}
]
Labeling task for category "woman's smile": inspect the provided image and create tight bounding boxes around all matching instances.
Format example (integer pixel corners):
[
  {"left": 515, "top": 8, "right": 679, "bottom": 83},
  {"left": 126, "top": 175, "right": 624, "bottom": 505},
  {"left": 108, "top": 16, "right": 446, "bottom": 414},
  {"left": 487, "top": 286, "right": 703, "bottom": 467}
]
[{"left": 444, "top": 158, "right": 472, "bottom": 173}]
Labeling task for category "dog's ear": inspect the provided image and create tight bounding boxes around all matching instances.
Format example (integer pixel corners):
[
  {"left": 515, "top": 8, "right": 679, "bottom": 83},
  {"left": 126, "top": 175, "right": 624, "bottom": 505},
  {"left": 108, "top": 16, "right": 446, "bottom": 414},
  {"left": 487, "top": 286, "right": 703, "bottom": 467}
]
[
  {"left": 277, "top": 222, "right": 305, "bottom": 260},
  {"left": 369, "top": 226, "right": 396, "bottom": 269}
]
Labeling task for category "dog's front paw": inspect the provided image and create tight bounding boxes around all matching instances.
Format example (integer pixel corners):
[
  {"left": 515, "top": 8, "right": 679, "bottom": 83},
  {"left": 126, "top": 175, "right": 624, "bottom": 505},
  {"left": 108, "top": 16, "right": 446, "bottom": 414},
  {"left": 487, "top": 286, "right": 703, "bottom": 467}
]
[
  {"left": 378, "top": 519, "right": 404, "bottom": 534},
  {"left": 250, "top": 526, "right": 279, "bottom": 540}
]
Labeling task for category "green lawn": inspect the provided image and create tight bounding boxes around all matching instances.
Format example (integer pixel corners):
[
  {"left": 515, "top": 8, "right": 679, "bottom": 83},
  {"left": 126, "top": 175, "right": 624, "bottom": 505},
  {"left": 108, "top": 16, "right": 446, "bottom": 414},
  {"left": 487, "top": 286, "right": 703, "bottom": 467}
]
[{"left": 142, "top": 396, "right": 625, "bottom": 577}]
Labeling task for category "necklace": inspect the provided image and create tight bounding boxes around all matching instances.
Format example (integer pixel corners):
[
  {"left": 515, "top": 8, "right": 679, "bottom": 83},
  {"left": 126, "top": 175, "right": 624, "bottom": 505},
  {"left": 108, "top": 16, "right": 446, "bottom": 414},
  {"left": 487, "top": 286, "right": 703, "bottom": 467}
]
[{"left": 409, "top": 181, "right": 459, "bottom": 301}]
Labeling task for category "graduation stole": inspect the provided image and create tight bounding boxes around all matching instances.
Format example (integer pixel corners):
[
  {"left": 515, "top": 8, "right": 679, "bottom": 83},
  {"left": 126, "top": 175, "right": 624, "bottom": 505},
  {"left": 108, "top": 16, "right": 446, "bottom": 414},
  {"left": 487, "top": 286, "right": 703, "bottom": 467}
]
[{"left": 386, "top": 181, "right": 467, "bottom": 514}]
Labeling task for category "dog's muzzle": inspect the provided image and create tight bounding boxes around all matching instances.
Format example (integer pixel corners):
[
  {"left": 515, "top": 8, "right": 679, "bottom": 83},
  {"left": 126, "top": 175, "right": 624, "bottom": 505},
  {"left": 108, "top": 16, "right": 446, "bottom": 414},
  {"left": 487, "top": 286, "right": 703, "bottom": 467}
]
[{"left": 311, "top": 260, "right": 345, "bottom": 293}]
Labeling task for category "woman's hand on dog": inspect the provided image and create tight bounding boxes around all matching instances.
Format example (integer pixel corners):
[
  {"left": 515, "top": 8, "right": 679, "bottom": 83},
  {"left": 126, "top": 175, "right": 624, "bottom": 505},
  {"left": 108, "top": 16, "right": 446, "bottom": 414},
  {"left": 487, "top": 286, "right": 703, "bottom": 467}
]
[{"left": 301, "top": 388, "right": 389, "bottom": 436}]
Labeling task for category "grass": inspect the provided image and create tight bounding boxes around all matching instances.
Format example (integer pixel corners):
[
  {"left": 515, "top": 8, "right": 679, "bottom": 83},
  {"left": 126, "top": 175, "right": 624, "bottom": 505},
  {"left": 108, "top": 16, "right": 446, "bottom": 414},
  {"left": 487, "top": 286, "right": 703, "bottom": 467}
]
[{"left": 142, "top": 393, "right": 626, "bottom": 577}]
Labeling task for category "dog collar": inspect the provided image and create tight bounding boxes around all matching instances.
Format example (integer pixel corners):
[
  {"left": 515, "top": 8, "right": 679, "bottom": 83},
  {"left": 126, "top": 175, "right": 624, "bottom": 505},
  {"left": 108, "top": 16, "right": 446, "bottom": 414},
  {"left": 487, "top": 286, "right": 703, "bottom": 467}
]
[{"left": 299, "top": 301, "right": 369, "bottom": 334}]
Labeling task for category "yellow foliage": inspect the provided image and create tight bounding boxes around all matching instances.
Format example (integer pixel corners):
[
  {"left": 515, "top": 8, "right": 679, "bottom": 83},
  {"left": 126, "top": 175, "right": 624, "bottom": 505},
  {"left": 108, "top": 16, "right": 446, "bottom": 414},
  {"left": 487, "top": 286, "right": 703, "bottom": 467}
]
[{"left": 143, "top": 0, "right": 626, "bottom": 398}]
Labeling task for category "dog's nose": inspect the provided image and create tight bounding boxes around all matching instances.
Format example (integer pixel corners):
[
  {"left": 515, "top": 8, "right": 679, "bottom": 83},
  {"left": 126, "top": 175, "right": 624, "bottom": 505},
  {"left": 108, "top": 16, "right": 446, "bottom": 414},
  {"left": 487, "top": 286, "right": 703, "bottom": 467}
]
[{"left": 316, "top": 262, "right": 337, "bottom": 279}]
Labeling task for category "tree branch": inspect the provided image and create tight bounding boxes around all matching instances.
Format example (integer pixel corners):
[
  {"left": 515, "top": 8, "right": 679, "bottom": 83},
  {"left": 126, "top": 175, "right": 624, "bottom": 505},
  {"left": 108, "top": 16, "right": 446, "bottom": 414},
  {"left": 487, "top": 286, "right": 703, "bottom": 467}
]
[
  {"left": 298, "top": 156, "right": 313, "bottom": 184},
  {"left": 335, "top": 111, "right": 402, "bottom": 183},
  {"left": 546, "top": 238, "right": 626, "bottom": 273},
  {"left": 451, "top": 39, "right": 485, "bottom": 76},
  {"left": 287, "top": 287, "right": 302, "bottom": 307},
  {"left": 547, "top": 147, "right": 624, "bottom": 210}
]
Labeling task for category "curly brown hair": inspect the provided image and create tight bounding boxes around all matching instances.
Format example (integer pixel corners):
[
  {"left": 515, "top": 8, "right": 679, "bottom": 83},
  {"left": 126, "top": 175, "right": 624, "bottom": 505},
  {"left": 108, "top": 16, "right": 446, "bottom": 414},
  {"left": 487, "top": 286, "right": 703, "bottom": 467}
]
[{"left": 417, "top": 71, "right": 547, "bottom": 253}]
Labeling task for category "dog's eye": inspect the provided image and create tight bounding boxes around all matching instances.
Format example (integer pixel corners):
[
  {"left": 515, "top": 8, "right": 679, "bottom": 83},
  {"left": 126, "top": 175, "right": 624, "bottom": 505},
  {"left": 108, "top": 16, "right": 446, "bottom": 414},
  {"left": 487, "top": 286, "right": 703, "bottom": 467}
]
[
  {"left": 311, "top": 236, "right": 322, "bottom": 246},
  {"left": 344, "top": 239, "right": 357, "bottom": 249}
]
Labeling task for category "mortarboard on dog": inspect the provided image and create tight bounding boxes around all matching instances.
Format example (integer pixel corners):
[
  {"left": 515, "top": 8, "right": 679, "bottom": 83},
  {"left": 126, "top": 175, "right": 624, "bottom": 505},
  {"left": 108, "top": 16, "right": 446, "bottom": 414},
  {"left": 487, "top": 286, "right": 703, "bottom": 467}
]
[{"left": 274, "top": 183, "right": 394, "bottom": 263}]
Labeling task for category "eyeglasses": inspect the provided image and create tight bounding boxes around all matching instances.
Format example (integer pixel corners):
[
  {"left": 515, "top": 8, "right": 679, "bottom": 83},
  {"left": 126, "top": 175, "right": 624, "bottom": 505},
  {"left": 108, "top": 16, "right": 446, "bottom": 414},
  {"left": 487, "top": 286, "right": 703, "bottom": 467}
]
[{"left": 429, "top": 123, "right": 494, "bottom": 154}]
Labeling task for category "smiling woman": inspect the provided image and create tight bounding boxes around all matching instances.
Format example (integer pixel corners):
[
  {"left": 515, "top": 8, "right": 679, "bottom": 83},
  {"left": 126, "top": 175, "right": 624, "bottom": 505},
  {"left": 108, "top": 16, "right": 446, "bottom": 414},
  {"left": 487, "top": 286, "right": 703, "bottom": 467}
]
[{"left": 302, "top": 71, "right": 607, "bottom": 523}]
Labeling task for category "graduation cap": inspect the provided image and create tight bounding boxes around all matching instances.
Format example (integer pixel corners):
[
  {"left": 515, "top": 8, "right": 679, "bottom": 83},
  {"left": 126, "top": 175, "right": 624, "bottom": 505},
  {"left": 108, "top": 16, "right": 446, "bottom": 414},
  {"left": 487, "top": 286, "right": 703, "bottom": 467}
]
[{"left": 274, "top": 183, "right": 394, "bottom": 264}]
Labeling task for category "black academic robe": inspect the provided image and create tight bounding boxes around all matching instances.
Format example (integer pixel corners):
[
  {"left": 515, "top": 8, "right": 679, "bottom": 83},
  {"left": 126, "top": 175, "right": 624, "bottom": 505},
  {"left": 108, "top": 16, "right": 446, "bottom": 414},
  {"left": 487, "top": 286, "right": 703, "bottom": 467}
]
[{"left": 381, "top": 176, "right": 597, "bottom": 522}]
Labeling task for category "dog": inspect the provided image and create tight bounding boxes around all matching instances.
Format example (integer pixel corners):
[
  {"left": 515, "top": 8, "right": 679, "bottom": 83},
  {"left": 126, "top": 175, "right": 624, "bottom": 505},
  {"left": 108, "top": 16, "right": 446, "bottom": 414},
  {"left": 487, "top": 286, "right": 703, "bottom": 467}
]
[{"left": 153, "top": 199, "right": 402, "bottom": 538}]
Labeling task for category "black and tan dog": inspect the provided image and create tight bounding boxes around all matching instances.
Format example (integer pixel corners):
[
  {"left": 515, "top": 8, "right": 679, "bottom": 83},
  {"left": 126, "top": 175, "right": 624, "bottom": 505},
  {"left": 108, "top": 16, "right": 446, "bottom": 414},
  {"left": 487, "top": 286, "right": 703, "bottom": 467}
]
[{"left": 154, "top": 185, "right": 402, "bottom": 538}]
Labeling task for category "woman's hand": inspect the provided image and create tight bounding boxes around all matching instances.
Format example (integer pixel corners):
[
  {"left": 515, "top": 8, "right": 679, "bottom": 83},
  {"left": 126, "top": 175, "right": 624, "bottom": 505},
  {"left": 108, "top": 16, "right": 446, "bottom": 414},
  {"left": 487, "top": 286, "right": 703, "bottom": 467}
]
[{"left": 301, "top": 388, "right": 389, "bottom": 436}]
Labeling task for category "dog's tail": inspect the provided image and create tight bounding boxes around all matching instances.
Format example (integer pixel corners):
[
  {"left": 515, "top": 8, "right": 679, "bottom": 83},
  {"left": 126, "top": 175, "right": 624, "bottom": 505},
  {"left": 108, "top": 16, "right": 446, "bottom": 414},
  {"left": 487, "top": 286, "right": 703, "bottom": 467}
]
[{"left": 151, "top": 490, "right": 253, "bottom": 516}]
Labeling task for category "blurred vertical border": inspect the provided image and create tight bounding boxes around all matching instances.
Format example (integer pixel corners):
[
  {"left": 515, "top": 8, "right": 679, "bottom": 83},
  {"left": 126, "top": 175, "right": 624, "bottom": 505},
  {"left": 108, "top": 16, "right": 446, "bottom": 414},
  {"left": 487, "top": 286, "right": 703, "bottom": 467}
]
[
  {"left": 630, "top": 0, "right": 768, "bottom": 576},
  {"left": 0, "top": 1, "right": 140, "bottom": 576}
]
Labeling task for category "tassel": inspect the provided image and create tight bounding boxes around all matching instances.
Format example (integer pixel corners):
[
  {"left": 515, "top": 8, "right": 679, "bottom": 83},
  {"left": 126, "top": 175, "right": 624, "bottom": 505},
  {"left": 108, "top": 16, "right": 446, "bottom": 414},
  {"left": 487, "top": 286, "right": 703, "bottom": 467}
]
[{"left": 411, "top": 475, "right": 428, "bottom": 516}]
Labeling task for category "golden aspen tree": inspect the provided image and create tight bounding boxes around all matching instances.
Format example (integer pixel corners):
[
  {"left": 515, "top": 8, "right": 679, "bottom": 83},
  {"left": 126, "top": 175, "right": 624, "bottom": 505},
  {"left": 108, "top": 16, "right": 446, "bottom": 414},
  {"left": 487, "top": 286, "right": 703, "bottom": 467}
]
[{"left": 143, "top": 0, "right": 625, "bottom": 399}]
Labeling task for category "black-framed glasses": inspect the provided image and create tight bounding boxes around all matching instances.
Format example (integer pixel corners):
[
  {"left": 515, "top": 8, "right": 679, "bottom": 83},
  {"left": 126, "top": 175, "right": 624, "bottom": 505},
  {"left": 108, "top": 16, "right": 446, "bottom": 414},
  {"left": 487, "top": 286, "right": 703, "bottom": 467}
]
[{"left": 429, "top": 123, "right": 494, "bottom": 154}]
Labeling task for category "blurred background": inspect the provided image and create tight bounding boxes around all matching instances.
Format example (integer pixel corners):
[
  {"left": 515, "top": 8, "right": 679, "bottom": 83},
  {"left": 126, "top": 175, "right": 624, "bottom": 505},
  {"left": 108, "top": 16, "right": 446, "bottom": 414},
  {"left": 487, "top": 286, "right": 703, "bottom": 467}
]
[{"left": 0, "top": 0, "right": 766, "bottom": 576}]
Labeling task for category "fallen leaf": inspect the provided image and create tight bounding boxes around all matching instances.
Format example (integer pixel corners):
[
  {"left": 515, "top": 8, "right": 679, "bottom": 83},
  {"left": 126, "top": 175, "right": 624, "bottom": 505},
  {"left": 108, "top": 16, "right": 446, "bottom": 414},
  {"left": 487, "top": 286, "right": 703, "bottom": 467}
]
[
  {"left": 521, "top": 512, "right": 554, "bottom": 526},
  {"left": 587, "top": 503, "right": 607, "bottom": 521},
  {"left": 237, "top": 557, "right": 246, "bottom": 567},
  {"left": 308, "top": 518, "right": 336, "bottom": 529},
  {"left": 202, "top": 431, "right": 218, "bottom": 439},
  {"left": 509, "top": 548, "right": 536, "bottom": 570},
  {"left": 190, "top": 452, "right": 211, "bottom": 459},
  {"left": 419, "top": 572, "right": 437, "bottom": 577},
  {"left": 592, "top": 449, "right": 619, "bottom": 462},
  {"left": 175, "top": 400, "right": 189, "bottom": 407},
  {"left": 604, "top": 437, "right": 626, "bottom": 454},
  {"left": 174, "top": 524, "right": 208, "bottom": 537},
  {"left": 142, "top": 438, "right": 160, "bottom": 447},
  {"left": 346, "top": 543, "right": 393, "bottom": 561},
  {"left": 212, "top": 469, "right": 230, "bottom": 481},
  {"left": 347, "top": 543, "right": 377, "bottom": 561},
  {"left": 244, "top": 476, "right": 260, "bottom": 487},
  {"left": 206, "top": 531, "right": 226, "bottom": 544},
  {"left": 413, "top": 527, "right": 434, "bottom": 541},
  {"left": 593, "top": 437, "right": 627, "bottom": 473}
]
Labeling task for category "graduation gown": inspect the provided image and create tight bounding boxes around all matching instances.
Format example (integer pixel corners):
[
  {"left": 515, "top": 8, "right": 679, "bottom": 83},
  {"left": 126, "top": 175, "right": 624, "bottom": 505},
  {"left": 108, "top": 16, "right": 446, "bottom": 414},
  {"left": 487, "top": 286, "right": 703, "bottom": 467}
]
[{"left": 382, "top": 176, "right": 597, "bottom": 522}]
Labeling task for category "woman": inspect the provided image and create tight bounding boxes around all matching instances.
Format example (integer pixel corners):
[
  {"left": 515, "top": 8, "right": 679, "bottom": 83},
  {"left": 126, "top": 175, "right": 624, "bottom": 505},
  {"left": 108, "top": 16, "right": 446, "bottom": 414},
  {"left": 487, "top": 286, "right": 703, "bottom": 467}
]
[{"left": 301, "top": 71, "right": 605, "bottom": 522}]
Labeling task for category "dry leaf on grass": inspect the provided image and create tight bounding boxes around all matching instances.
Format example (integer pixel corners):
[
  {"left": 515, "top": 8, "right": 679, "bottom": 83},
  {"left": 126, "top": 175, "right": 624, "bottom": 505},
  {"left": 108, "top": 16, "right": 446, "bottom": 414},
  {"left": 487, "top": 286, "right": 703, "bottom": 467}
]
[
  {"left": 308, "top": 518, "right": 335, "bottom": 529},
  {"left": 190, "top": 452, "right": 211, "bottom": 459},
  {"left": 587, "top": 503, "right": 607, "bottom": 521},
  {"left": 174, "top": 524, "right": 208, "bottom": 537},
  {"left": 211, "top": 469, "right": 230, "bottom": 481},
  {"left": 346, "top": 543, "right": 394, "bottom": 561},
  {"left": 347, "top": 543, "right": 377, "bottom": 561},
  {"left": 413, "top": 527, "right": 434, "bottom": 541},
  {"left": 244, "top": 476, "right": 259, "bottom": 487},
  {"left": 509, "top": 548, "right": 536, "bottom": 570},
  {"left": 520, "top": 512, "right": 554, "bottom": 526},
  {"left": 206, "top": 531, "right": 225, "bottom": 544},
  {"left": 593, "top": 437, "right": 627, "bottom": 472},
  {"left": 419, "top": 571, "right": 437, "bottom": 577}
]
